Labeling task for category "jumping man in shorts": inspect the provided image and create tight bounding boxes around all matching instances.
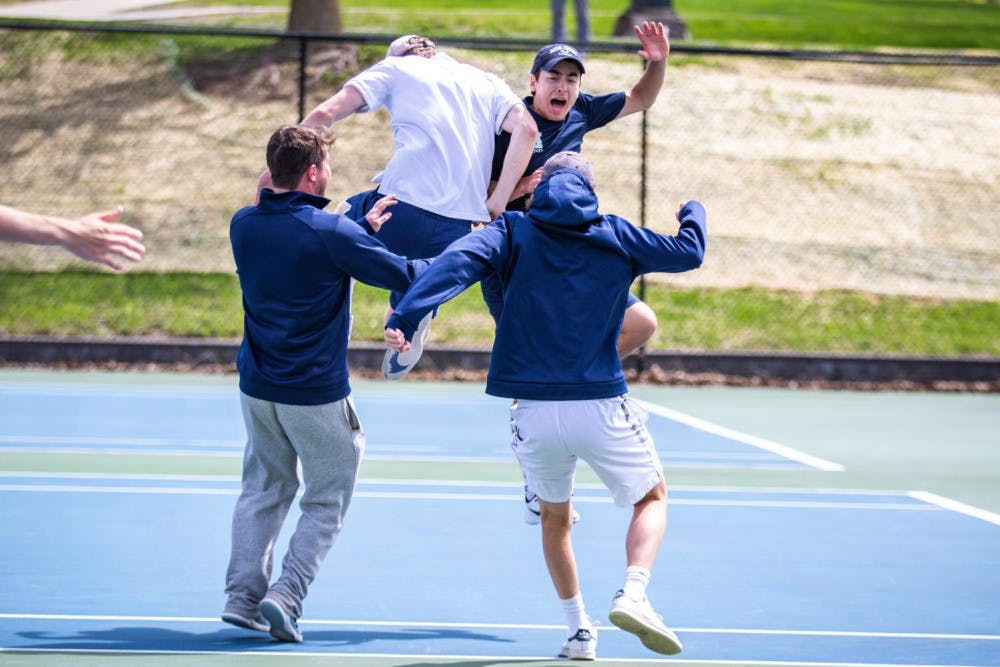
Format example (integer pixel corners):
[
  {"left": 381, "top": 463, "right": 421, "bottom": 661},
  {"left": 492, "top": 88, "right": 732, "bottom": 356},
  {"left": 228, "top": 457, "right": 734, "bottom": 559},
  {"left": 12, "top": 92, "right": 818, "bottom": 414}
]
[
  {"left": 487, "top": 23, "right": 671, "bottom": 524},
  {"left": 384, "top": 152, "right": 706, "bottom": 659}
]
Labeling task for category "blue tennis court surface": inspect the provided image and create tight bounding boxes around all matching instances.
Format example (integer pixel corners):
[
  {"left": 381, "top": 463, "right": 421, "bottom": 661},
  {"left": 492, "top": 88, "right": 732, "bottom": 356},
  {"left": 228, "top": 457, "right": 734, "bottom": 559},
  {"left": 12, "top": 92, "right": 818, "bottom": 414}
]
[
  {"left": 1, "top": 374, "right": 998, "bottom": 665},
  {"left": 0, "top": 381, "right": 833, "bottom": 469},
  {"left": 1, "top": 474, "right": 998, "bottom": 664}
]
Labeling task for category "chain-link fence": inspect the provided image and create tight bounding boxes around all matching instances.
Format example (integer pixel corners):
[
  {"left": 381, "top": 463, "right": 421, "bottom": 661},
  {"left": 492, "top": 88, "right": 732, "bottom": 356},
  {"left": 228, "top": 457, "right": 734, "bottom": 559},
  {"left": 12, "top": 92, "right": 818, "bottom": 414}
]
[{"left": 1, "top": 23, "right": 998, "bottom": 300}]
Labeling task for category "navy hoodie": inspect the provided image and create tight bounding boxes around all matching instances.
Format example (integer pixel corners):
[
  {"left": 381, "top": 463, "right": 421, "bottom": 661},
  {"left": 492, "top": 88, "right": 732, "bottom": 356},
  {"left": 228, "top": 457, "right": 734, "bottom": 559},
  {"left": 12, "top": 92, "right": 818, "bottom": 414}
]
[
  {"left": 386, "top": 169, "right": 706, "bottom": 400},
  {"left": 231, "top": 189, "right": 428, "bottom": 405}
]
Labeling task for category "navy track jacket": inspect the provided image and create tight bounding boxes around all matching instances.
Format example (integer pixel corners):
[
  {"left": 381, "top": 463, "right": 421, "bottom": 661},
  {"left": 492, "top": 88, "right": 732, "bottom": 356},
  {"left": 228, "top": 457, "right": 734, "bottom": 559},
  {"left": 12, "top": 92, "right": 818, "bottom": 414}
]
[
  {"left": 386, "top": 169, "right": 707, "bottom": 400},
  {"left": 231, "top": 189, "right": 428, "bottom": 405}
]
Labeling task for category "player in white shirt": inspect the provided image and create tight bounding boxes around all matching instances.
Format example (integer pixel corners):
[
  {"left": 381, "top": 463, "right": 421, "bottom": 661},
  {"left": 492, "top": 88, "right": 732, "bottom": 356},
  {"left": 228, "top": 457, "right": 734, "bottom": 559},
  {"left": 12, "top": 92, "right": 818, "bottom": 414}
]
[{"left": 299, "top": 35, "right": 538, "bottom": 379}]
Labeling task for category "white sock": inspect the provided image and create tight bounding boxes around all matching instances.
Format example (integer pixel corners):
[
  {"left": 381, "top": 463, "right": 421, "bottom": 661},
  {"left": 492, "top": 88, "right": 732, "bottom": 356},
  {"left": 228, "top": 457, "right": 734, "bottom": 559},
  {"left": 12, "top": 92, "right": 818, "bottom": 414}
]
[
  {"left": 623, "top": 565, "right": 651, "bottom": 600},
  {"left": 560, "top": 594, "right": 589, "bottom": 635}
]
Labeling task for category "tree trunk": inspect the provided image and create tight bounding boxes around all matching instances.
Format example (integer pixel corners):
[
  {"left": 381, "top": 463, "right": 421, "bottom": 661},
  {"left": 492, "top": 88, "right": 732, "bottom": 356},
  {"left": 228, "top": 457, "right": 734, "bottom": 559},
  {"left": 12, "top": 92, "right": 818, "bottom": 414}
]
[{"left": 288, "top": 0, "right": 342, "bottom": 34}]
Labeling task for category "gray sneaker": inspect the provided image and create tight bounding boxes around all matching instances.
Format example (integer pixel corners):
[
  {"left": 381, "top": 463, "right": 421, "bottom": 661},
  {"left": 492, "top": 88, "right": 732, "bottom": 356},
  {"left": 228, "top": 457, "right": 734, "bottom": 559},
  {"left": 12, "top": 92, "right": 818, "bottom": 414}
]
[
  {"left": 608, "top": 590, "right": 682, "bottom": 655},
  {"left": 221, "top": 609, "right": 268, "bottom": 633},
  {"left": 383, "top": 311, "right": 433, "bottom": 381},
  {"left": 558, "top": 626, "right": 597, "bottom": 660},
  {"left": 259, "top": 597, "right": 303, "bottom": 642}
]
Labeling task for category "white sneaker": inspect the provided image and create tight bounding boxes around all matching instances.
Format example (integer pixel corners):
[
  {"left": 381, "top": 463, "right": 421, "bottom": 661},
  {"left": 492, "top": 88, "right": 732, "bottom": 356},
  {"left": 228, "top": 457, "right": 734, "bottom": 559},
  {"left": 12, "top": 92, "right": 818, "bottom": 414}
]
[
  {"left": 608, "top": 590, "right": 682, "bottom": 655},
  {"left": 524, "top": 484, "right": 580, "bottom": 525},
  {"left": 382, "top": 311, "right": 432, "bottom": 381},
  {"left": 558, "top": 626, "right": 597, "bottom": 660}
]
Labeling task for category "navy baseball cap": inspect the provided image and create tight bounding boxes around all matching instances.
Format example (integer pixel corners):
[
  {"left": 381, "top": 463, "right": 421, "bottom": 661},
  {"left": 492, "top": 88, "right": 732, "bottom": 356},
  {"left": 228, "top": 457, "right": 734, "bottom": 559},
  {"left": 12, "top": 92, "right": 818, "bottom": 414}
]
[{"left": 531, "top": 44, "right": 586, "bottom": 75}]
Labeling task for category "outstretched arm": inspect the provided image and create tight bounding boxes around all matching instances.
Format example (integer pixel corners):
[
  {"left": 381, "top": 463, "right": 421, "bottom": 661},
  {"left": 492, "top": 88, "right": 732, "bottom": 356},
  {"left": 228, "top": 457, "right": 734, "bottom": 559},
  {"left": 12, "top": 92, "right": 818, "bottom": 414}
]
[
  {"left": 618, "top": 200, "right": 706, "bottom": 275},
  {"left": 386, "top": 221, "right": 510, "bottom": 342},
  {"left": 301, "top": 84, "right": 367, "bottom": 128},
  {"left": 0, "top": 204, "right": 145, "bottom": 271},
  {"left": 486, "top": 104, "right": 538, "bottom": 220},
  {"left": 618, "top": 21, "right": 670, "bottom": 119}
]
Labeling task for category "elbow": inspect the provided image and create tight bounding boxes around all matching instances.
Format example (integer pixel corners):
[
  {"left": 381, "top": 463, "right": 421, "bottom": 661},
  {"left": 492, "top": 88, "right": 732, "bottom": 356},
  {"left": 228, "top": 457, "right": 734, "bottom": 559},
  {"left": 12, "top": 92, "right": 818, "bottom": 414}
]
[
  {"left": 678, "top": 245, "right": 704, "bottom": 271},
  {"left": 521, "top": 117, "right": 539, "bottom": 143},
  {"left": 516, "top": 107, "right": 539, "bottom": 140},
  {"left": 635, "top": 95, "right": 656, "bottom": 113}
]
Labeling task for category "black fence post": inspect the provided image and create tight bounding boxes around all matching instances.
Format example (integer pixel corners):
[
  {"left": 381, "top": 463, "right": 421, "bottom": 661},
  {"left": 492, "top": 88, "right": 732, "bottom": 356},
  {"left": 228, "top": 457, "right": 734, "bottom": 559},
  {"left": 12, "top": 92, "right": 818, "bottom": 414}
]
[
  {"left": 297, "top": 37, "right": 308, "bottom": 121},
  {"left": 636, "top": 101, "right": 649, "bottom": 375}
]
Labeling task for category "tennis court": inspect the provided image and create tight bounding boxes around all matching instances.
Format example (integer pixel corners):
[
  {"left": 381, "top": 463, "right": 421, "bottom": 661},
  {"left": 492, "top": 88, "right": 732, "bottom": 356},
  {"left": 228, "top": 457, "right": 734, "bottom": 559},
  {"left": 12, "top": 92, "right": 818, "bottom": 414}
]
[{"left": 1, "top": 369, "right": 998, "bottom": 666}]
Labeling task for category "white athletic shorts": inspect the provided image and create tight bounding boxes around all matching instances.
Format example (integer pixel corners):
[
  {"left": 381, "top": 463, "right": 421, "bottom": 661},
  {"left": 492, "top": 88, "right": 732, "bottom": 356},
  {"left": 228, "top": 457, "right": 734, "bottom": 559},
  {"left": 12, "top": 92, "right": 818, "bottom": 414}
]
[{"left": 510, "top": 395, "right": 663, "bottom": 507}]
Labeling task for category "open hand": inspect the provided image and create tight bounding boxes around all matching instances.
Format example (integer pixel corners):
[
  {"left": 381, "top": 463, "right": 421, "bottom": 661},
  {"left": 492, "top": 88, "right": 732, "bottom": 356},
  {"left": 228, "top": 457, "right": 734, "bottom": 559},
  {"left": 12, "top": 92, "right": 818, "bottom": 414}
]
[
  {"left": 633, "top": 21, "right": 670, "bottom": 62},
  {"left": 366, "top": 194, "right": 398, "bottom": 233}
]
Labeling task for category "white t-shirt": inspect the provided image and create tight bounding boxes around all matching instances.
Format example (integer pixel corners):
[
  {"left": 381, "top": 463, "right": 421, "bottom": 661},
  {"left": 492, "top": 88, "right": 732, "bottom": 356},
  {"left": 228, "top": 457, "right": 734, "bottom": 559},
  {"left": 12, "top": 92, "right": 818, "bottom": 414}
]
[{"left": 346, "top": 53, "right": 521, "bottom": 221}]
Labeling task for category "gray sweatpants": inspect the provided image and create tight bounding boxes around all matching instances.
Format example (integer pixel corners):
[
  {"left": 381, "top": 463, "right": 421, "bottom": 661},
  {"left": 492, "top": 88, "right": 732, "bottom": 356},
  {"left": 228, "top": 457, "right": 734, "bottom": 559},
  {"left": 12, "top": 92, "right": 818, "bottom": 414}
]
[{"left": 224, "top": 392, "right": 365, "bottom": 620}]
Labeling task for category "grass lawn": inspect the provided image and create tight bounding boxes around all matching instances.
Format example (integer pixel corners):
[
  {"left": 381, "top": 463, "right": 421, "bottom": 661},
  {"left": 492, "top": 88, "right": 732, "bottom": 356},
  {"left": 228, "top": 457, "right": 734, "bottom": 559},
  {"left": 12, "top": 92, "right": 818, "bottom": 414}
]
[
  {"left": 174, "top": 0, "right": 1000, "bottom": 51},
  {"left": 1, "top": 272, "right": 996, "bottom": 356}
]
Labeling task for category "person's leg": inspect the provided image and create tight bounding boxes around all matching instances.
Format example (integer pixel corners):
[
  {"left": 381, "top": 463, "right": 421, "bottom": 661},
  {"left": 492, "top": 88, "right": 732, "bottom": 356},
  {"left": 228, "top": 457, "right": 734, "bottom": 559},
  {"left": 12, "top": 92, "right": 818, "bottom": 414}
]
[
  {"left": 337, "top": 188, "right": 381, "bottom": 225},
  {"left": 625, "top": 479, "right": 667, "bottom": 570},
  {"left": 574, "top": 0, "right": 590, "bottom": 44},
  {"left": 377, "top": 201, "right": 470, "bottom": 379},
  {"left": 261, "top": 396, "right": 365, "bottom": 638},
  {"left": 539, "top": 500, "right": 579, "bottom": 599},
  {"left": 540, "top": 498, "right": 597, "bottom": 660},
  {"left": 224, "top": 395, "right": 299, "bottom": 625},
  {"left": 566, "top": 396, "right": 682, "bottom": 655},
  {"left": 511, "top": 400, "right": 596, "bottom": 658},
  {"left": 550, "top": 0, "right": 567, "bottom": 42},
  {"left": 618, "top": 296, "right": 657, "bottom": 359}
]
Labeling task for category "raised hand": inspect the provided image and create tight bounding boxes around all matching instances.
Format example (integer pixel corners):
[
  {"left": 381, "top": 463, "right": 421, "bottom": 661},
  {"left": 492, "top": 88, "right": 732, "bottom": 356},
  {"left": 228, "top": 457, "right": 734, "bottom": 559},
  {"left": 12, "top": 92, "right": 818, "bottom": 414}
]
[{"left": 633, "top": 21, "right": 670, "bottom": 63}]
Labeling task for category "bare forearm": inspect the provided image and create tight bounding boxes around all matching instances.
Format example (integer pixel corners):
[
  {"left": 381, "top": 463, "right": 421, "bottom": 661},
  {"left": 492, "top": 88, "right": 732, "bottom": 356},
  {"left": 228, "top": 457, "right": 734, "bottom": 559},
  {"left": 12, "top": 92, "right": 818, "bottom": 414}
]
[
  {"left": 491, "top": 124, "right": 537, "bottom": 209},
  {"left": 0, "top": 205, "right": 66, "bottom": 245},
  {"left": 0, "top": 204, "right": 144, "bottom": 270},
  {"left": 301, "top": 85, "right": 365, "bottom": 127},
  {"left": 627, "top": 59, "right": 666, "bottom": 112}
]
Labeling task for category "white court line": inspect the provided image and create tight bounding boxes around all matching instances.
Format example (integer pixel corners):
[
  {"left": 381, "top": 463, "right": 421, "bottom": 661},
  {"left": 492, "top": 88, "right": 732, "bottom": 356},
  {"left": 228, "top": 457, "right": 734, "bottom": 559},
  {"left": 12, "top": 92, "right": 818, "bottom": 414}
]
[
  {"left": 0, "top": 472, "right": 925, "bottom": 499},
  {"left": 0, "top": 650, "right": 994, "bottom": 667},
  {"left": 1, "top": 475, "right": 990, "bottom": 517},
  {"left": 0, "top": 435, "right": 241, "bottom": 447},
  {"left": 0, "top": 649, "right": 993, "bottom": 667},
  {"left": 0, "top": 473, "right": 917, "bottom": 495},
  {"left": 0, "top": 484, "right": 941, "bottom": 510},
  {"left": 1, "top": 613, "right": 996, "bottom": 641},
  {"left": 0, "top": 447, "right": 240, "bottom": 457},
  {"left": 634, "top": 399, "right": 845, "bottom": 472},
  {"left": 0, "top": 447, "right": 802, "bottom": 467},
  {"left": 908, "top": 491, "right": 1000, "bottom": 527}
]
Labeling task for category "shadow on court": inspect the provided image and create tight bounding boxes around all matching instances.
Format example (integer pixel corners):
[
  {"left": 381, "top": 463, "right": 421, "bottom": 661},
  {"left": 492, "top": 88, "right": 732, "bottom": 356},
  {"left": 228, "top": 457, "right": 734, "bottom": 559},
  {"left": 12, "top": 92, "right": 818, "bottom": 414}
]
[{"left": 17, "top": 626, "right": 515, "bottom": 651}]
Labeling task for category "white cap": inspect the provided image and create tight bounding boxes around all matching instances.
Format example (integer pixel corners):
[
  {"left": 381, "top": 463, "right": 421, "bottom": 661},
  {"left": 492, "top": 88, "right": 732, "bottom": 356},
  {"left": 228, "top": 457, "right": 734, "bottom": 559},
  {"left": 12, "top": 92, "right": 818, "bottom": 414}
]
[
  {"left": 387, "top": 35, "right": 436, "bottom": 58},
  {"left": 541, "top": 151, "right": 595, "bottom": 186}
]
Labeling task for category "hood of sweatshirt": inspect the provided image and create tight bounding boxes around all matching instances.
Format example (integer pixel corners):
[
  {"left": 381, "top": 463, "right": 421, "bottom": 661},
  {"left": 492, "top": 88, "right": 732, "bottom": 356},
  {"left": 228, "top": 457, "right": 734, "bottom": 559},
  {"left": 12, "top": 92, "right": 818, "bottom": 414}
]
[{"left": 527, "top": 169, "right": 601, "bottom": 228}]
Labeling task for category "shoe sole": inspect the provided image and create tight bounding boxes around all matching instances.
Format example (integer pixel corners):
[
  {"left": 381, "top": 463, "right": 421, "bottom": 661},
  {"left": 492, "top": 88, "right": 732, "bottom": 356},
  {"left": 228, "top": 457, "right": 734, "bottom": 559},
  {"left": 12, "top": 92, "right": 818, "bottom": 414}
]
[
  {"left": 382, "top": 313, "right": 432, "bottom": 381},
  {"left": 259, "top": 599, "right": 302, "bottom": 642},
  {"left": 221, "top": 612, "right": 268, "bottom": 633},
  {"left": 608, "top": 608, "right": 683, "bottom": 655},
  {"left": 557, "top": 651, "right": 596, "bottom": 660}
]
